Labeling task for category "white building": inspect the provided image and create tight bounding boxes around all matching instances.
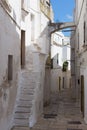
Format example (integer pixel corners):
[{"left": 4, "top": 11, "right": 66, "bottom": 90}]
[
  {"left": 51, "top": 31, "right": 71, "bottom": 93},
  {"left": 0, "top": 0, "right": 53, "bottom": 129},
  {"left": 63, "top": 37, "right": 71, "bottom": 70},
  {"left": 71, "top": 0, "right": 87, "bottom": 124},
  {"left": 51, "top": 32, "right": 64, "bottom": 68},
  {"left": 0, "top": 1, "right": 21, "bottom": 130}
]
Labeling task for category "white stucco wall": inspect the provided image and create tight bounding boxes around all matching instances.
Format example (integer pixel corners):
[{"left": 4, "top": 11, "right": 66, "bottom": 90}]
[
  {"left": 51, "top": 32, "right": 71, "bottom": 92},
  {"left": 63, "top": 37, "right": 71, "bottom": 70},
  {"left": 84, "top": 67, "right": 87, "bottom": 124},
  {"left": 0, "top": 1, "right": 21, "bottom": 130},
  {"left": 21, "top": 0, "right": 53, "bottom": 122},
  {"left": 0, "top": 0, "right": 53, "bottom": 128},
  {"left": 51, "top": 69, "right": 62, "bottom": 93},
  {"left": 73, "top": 0, "right": 87, "bottom": 123},
  {"left": 51, "top": 69, "right": 71, "bottom": 93},
  {"left": 51, "top": 45, "right": 63, "bottom": 67},
  {"left": 51, "top": 32, "right": 64, "bottom": 68}
]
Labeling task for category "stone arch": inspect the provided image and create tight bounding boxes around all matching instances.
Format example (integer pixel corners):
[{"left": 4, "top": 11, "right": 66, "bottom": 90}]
[{"left": 49, "top": 21, "right": 76, "bottom": 34}]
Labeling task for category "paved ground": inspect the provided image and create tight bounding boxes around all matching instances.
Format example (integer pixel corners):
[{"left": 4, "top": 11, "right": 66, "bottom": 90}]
[{"left": 32, "top": 88, "right": 87, "bottom": 130}]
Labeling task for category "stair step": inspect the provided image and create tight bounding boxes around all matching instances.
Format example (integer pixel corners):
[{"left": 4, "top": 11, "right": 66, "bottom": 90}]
[
  {"left": 17, "top": 96, "right": 33, "bottom": 101},
  {"left": 21, "top": 87, "right": 35, "bottom": 89},
  {"left": 19, "top": 83, "right": 35, "bottom": 87},
  {"left": 21, "top": 77, "right": 34, "bottom": 80},
  {"left": 19, "top": 92, "right": 34, "bottom": 95},
  {"left": 16, "top": 100, "right": 32, "bottom": 106},
  {"left": 11, "top": 127, "right": 29, "bottom": 130},
  {"left": 14, "top": 112, "right": 30, "bottom": 119},
  {"left": 19, "top": 89, "right": 34, "bottom": 93},
  {"left": 20, "top": 89, "right": 34, "bottom": 93},
  {"left": 15, "top": 107, "right": 31, "bottom": 113},
  {"left": 19, "top": 83, "right": 35, "bottom": 88},
  {"left": 18, "top": 94, "right": 34, "bottom": 99},
  {"left": 16, "top": 101, "right": 32, "bottom": 107},
  {"left": 17, "top": 99, "right": 32, "bottom": 102},
  {"left": 16, "top": 104, "right": 32, "bottom": 108},
  {"left": 13, "top": 119, "right": 29, "bottom": 127},
  {"left": 11, "top": 69, "right": 36, "bottom": 129},
  {"left": 20, "top": 77, "right": 34, "bottom": 80},
  {"left": 19, "top": 86, "right": 35, "bottom": 93}
]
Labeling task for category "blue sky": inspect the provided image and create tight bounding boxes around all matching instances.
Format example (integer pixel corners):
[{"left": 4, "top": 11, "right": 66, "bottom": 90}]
[
  {"left": 50, "top": 0, "right": 75, "bottom": 36},
  {"left": 50, "top": 0, "right": 75, "bottom": 22}
]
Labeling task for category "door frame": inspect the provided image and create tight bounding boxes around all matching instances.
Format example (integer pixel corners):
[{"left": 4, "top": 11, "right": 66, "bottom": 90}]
[{"left": 81, "top": 75, "right": 84, "bottom": 117}]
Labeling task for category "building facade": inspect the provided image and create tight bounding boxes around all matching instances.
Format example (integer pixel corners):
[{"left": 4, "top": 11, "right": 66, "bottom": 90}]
[
  {"left": 0, "top": 0, "right": 21, "bottom": 130},
  {"left": 71, "top": 0, "right": 87, "bottom": 124},
  {"left": 51, "top": 32, "right": 71, "bottom": 93},
  {"left": 0, "top": 0, "right": 53, "bottom": 129}
]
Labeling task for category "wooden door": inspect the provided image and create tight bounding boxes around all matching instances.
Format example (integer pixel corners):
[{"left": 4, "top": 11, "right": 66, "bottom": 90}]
[
  {"left": 81, "top": 75, "right": 84, "bottom": 117},
  {"left": 63, "top": 77, "right": 64, "bottom": 89},
  {"left": 8, "top": 55, "right": 13, "bottom": 81},
  {"left": 21, "top": 30, "right": 25, "bottom": 68},
  {"left": 59, "top": 77, "right": 61, "bottom": 91}
]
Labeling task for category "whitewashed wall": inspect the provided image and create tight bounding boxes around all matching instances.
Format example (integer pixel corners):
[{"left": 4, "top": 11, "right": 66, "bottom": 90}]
[
  {"left": 0, "top": 0, "right": 21, "bottom": 130},
  {"left": 51, "top": 32, "right": 71, "bottom": 92},
  {"left": 73, "top": 0, "right": 87, "bottom": 124}
]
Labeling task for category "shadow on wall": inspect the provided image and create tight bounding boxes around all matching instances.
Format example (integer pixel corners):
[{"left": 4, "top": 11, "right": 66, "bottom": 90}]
[
  {"left": 37, "top": 23, "right": 51, "bottom": 107},
  {"left": 44, "top": 55, "right": 51, "bottom": 107},
  {"left": 25, "top": 21, "right": 51, "bottom": 108},
  {"left": 0, "top": 2, "right": 20, "bottom": 130}
]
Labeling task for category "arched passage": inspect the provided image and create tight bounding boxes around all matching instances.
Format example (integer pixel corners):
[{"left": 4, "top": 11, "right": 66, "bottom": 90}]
[{"left": 49, "top": 21, "right": 76, "bottom": 34}]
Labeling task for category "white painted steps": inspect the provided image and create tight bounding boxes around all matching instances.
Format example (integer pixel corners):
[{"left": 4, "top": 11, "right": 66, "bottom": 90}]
[
  {"left": 10, "top": 50, "right": 41, "bottom": 130},
  {"left": 10, "top": 70, "right": 36, "bottom": 129},
  {"left": 11, "top": 127, "right": 30, "bottom": 130}
]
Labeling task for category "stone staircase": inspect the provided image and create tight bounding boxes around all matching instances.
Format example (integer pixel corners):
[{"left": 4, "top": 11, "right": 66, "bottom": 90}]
[
  {"left": 10, "top": 70, "right": 35, "bottom": 130},
  {"left": 10, "top": 51, "right": 41, "bottom": 130}
]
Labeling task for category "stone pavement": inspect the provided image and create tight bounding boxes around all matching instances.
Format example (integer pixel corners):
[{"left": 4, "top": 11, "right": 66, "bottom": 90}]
[{"left": 31, "top": 88, "right": 87, "bottom": 130}]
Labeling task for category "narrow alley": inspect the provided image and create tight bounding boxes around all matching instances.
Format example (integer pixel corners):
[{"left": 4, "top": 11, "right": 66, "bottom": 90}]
[
  {"left": 0, "top": 0, "right": 87, "bottom": 130},
  {"left": 32, "top": 88, "right": 87, "bottom": 130}
]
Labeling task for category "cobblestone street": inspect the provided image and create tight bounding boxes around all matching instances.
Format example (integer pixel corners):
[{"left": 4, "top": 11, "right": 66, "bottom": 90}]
[{"left": 32, "top": 88, "right": 87, "bottom": 130}]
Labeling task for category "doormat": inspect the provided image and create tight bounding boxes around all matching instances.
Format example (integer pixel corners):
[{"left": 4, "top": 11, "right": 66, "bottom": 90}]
[
  {"left": 44, "top": 114, "right": 57, "bottom": 119},
  {"left": 67, "top": 128, "right": 82, "bottom": 130},
  {"left": 68, "top": 121, "right": 82, "bottom": 124}
]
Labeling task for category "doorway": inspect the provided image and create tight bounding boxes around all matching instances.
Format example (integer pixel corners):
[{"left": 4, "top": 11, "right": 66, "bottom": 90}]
[
  {"left": 21, "top": 30, "right": 25, "bottom": 68},
  {"left": 59, "top": 77, "right": 61, "bottom": 91},
  {"left": 8, "top": 55, "right": 13, "bottom": 81},
  {"left": 63, "top": 77, "right": 64, "bottom": 89},
  {"left": 81, "top": 75, "right": 84, "bottom": 117}
]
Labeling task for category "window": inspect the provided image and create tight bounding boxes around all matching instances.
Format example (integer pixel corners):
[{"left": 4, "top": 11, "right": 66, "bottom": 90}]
[
  {"left": 8, "top": 55, "right": 13, "bottom": 81},
  {"left": 31, "top": 14, "right": 35, "bottom": 41},
  {"left": 84, "top": 21, "right": 86, "bottom": 44},
  {"left": 21, "top": 30, "right": 25, "bottom": 68},
  {"left": 51, "top": 59, "right": 53, "bottom": 69},
  {"left": 57, "top": 54, "right": 59, "bottom": 64},
  {"left": 62, "top": 39, "right": 64, "bottom": 45},
  {"left": 78, "top": 33, "right": 79, "bottom": 50}
]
